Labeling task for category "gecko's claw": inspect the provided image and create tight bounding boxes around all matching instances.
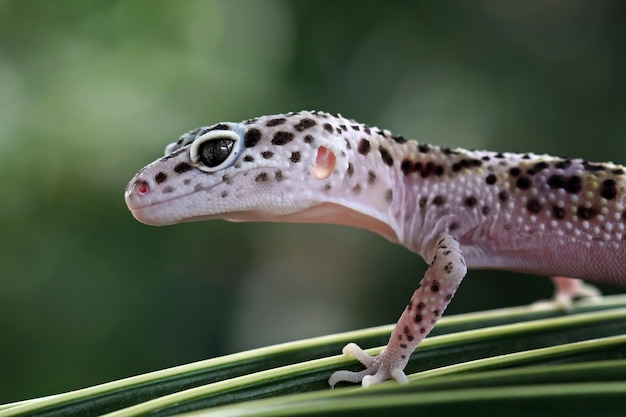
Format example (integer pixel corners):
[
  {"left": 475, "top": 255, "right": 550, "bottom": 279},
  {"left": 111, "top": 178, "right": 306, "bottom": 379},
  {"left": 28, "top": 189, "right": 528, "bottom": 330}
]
[
  {"left": 328, "top": 343, "right": 409, "bottom": 388},
  {"left": 532, "top": 277, "right": 602, "bottom": 310}
]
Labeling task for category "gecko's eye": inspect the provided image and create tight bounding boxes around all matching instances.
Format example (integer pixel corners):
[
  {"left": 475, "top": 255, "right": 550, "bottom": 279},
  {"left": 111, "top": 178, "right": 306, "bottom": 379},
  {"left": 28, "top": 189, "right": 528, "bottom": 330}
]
[{"left": 189, "top": 129, "right": 243, "bottom": 172}]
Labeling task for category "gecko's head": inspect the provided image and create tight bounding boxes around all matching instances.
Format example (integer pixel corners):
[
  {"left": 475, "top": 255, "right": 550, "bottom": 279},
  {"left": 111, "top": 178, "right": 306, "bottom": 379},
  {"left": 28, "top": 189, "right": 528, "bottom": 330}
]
[{"left": 124, "top": 111, "right": 397, "bottom": 240}]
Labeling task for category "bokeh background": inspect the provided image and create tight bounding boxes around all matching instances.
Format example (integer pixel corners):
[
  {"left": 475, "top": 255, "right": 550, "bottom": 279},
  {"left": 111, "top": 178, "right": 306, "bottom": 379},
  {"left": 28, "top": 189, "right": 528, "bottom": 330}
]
[{"left": 1, "top": 0, "right": 624, "bottom": 403}]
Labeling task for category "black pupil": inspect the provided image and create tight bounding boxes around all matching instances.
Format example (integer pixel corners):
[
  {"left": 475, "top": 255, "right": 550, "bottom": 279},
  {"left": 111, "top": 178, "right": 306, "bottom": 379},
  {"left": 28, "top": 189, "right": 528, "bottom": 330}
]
[{"left": 198, "top": 138, "right": 235, "bottom": 168}]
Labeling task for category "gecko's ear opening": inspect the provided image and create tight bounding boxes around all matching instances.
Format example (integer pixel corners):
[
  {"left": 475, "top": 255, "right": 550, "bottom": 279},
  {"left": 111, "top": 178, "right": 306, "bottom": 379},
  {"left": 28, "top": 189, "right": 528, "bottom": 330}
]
[{"left": 312, "top": 146, "right": 336, "bottom": 180}]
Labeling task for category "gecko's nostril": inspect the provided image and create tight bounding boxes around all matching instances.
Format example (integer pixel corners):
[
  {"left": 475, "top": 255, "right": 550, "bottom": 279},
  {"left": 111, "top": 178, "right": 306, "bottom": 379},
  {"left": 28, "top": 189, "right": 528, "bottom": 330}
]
[{"left": 136, "top": 180, "right": 150, "bottom": 195}]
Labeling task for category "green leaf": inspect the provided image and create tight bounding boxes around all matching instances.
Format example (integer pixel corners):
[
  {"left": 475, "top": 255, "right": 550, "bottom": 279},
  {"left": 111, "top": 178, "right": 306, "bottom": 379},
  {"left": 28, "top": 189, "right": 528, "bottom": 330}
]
[{"left": 2, "top": 295, "right": 626, "bottom": 417}]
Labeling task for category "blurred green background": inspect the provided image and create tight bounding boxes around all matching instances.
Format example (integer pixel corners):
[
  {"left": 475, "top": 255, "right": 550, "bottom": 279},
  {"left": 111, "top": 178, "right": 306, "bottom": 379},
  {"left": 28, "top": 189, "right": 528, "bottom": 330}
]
[{"left": 1, "top": 0, "right": 624, "bottom": 403}]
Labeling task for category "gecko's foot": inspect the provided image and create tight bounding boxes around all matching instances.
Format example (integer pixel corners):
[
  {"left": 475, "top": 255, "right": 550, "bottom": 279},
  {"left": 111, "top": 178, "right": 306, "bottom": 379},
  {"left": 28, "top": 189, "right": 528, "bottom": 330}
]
[
  {"left": 328, "top": 343, "right": 408, "bottom": 388},
  {"left": 532, "top": 277, "right": 602, "bottom": 310}
]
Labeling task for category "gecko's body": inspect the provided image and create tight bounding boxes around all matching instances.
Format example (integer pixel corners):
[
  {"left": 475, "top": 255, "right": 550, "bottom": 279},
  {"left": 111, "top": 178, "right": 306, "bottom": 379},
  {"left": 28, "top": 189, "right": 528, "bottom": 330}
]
[{"left": 125, "top": 111, "right": 626, "bottom": 386}]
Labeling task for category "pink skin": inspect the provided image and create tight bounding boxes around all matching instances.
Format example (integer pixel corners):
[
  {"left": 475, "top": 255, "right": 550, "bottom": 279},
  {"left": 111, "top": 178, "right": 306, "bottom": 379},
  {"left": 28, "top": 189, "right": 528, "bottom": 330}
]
[{"left": 126, "top": 111, "right": 624, "bottom": 386}]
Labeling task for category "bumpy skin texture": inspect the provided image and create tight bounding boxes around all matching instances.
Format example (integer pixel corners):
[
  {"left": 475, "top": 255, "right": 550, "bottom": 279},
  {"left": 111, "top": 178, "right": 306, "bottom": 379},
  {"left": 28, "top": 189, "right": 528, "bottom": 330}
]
[{"left": 125, "top": 111, "right": 626, "bottom": 386}]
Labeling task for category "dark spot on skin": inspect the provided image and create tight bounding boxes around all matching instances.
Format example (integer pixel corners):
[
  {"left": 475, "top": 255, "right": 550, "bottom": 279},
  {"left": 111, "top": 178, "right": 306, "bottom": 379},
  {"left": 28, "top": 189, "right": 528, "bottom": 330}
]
[
  {"left": 420, "top": 162, "right": 437, "bottom": 178},
  {"left": 433, "top": 309, "right": 440, "bottom": 316},
  {"left": 294, "top": 118, "right": 316, "bottom": 132},
  {"left": 324, "top": 184, "right": 332, "bottom": 191},
  {"left": 548, "top": 175, "right": 565, "bottom": 189},
  {"left": 446, "top": 294, "right": 453, "bottom": 301},
  {"left": 577, "top": 206, "right": 598, "bottom": 220},
  {"left": 565, "top": 176, "right": 583, "bottom": 194},
  {"left": 431, "top": 283, "right": 439, "bottom": 292},
  {"left": 600, "top": 179, "right": 617, "bottom": 200},
  {"left": 162, "top": 186, "right": 173, "bottom": 193},
  {"left": 335, "top": 127, "right": 342, "bottom": 134},
  {"left": 255, "top": 173, "right": 268, "bottom": 182},
  {"left": 583, "top": 161, "right": 606, "bottom": 172},
  {"left": 434, "top": 165, "right": 444, "bottom": 176},
  {"left": 415, "top": 315, "right": 422, "bottom": 323},
  {"left": 304, "top": 135, "right": 314, "bottom": 144},
  {"left": 407, "top": 335, "right": 414, "bottom": 342},
  {"left": 494, "top": 153, "right": 505, "bottom": 159},
  {"left": 358, "top": 138, "right": 371, "bottom": 155},
  {"left": 464, "top": 196, "right": 477, "bottom": 208},
  {"left": 486, "top": 173, "right": 497, "bottom": 185},
  {"left": 344, "top": 139, "right": 351, "bottom": 150},
  {"left": 261, "top": 151, "right": 273, "bottom": 159},
  {"left": 482, "top": 156, "right": 491, "bottom": 161},
  {"left": 379, "top": 147, "right": 394, "bottom": 166},
  {"left": 454, "top": 158, "right": 480, "bottom": 170},
  {"left": 509, "top": 167, "right": 521, "bottom": 177},
  {"left": 392, "top": 135, "right": 407, "bottom": 144},
  {"left": 401, "top": 159, "right": 413, "bottom": 175},
  {"left": 266, "top": 117, "right": 286, "bottom": 127},
  {"left": 209, "top": 123, "right": 229, "bottom": 131},
  {"left": 555, "top": 159, "right": 572, "bottom": 170},
  {"left": 323, "top": 123, "right": 333, "bottom": 133},
  {"left": 400, "top": 343, "right": 407, "bottom": 349},
  {"left": 482, "top": 206, "right": 490, "bottom": 215},
  {"left": 222, "top": 174, "right": 231, "bottom": 184},
  {"left": 449, "top": 222, "right": 459, "bottom": 231},
  {"left": 275, "top": 171, "right": 284, "bottom": 181},
  {"left": 290, "top": 152, "right": 301, "bottom": 163},
  {"left": 516, "top": 176, "right": 532, "bottom": 190},
  {"left": 244, "top": 128, "right": 262, "bottom": 147},
  {"left": 174, "top": 162, "right": 192, "bottom": 174},
  {"left": 552, "top": 206, "right": 565, "bottom": 219},
  {"left": 243, "top": 155, "right": 255, "bottom": 162},
  {"left": 531, "top": 161, "right": 549, "bottom": 174},
  {"left": 272, "top": 131, "right": 294, "bottom": 146},
  {"left": 347, "top": 163, "right": 354, "bottom": 177},
  {"left": 401, "top": 354, "right": 406, "bottom": 359},
  {"left": 522, "top": 154, "right": 530, "bottom": 159},
  {"left": 612, "top": 168, "right": 624, "bottom": 175},
  {"left": 351, "top": 125, "right": 360, "bottom": 131},
  {"left": 442, "top": 148, "right": 459, "bottom": 155},
  {"left": 352, "top": 184, "right": 362, "bottom": 193},
  {"left": 155, "top": 172, "right": 167, "bottom": 184},
  {"left": 385, "top": 189, "right": 393, "bottom": 203},
  {"left": 419, "top": 197, "right": 427, "bottom": 209},
  {"left": 419, "top": 328, "right": 426, "bottom": 334},
  {"left": 221, "top": 191, "right": 228, "bottom": 198},
  {"left": 183, "top": 179, "right": 191, "bottom": 185},
  {"left": 433, "top": 195, "right": 445, "bottom": 206},
  {"left": 418, "top": 144, "right": 430, "bottom": 153},
  {"left": 498, "top": 191, "right": 509, "bottom": 202},
  {"left": 368, "top": 170, "right": 376, "bottom": 184},
  {"left": 526, "top": 198, "right": 542, "bottom": 213}
]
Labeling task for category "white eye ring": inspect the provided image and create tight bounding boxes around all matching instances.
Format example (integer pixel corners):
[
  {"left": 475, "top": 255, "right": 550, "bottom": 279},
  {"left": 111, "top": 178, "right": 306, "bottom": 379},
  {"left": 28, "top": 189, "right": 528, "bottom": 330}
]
[{"left": 189, "top": 129, "right": 243, "bottom": 173}]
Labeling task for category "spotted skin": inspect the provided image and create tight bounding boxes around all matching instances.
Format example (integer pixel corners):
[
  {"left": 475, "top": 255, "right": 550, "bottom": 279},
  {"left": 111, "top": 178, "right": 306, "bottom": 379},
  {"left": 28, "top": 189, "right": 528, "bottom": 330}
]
[{"left": 125, "top": 111, "right": 626, "bottom": 387}]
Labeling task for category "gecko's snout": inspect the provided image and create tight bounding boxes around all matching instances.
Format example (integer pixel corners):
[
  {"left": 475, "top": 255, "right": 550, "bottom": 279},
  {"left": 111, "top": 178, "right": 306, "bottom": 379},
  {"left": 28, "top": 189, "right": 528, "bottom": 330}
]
[{"left": 124, "top": 178, "right": 151, "bottom": 212}]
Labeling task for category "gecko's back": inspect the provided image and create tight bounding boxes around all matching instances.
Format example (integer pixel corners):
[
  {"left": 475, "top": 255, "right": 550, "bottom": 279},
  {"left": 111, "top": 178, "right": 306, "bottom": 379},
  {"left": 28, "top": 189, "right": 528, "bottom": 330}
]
[{"left": 394, "top": 143, "right": 626, "bottom": 285}]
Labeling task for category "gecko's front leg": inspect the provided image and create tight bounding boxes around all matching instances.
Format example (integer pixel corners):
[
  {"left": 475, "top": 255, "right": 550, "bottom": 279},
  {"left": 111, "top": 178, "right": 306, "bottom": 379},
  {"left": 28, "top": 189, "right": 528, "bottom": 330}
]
[{"left": 328, "top": 235, "right": 467, "bottom": 388}]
